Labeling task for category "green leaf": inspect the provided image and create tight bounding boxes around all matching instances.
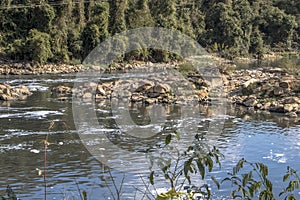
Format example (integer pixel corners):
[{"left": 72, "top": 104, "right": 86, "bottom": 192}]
[
  {"left": 206, "top": 156, "right": 214, "bottom": 172},
  {"left": 265, "top": 178, "right": 273, "bottom": 191},
  {"left": 233, "top": 158, "right": 245, "bottom": 174},
  {"left": 196, "top": 160, "right": 205, "bottom": 179},
  {"left": 211, "top": 176, "right": 220, "bottom": 189},
  {"left": 165, "top": 134, "right": 172, "bottom": 145},
  {"left": 150, "top": 171, "right": 155, "bottom": 185},
  {"left": 82, "top": 190, "right": 87, "bottom": 200},
  {"left": 174, "top": 130, "right": 180, "bottom": 140},
  {"left": 283, "top": 173, "right": 291, "bottom": 182},
  {"left": 259, "top": 163, "right": 268, "bottom": 177},
  {"left": 287, "top": 195, "right": 296, "bottom": 200}
]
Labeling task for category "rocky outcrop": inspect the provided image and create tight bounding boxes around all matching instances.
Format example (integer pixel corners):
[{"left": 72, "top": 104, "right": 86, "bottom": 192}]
[
  {"left": 225, "top": 68, "right": 300, "bottom": 117},
  {"left": 51, "top": 63, "right": 300, "bottom": 117},
  {"left": 0, "top": 84, "right": 32, "bottom": 101},
  {"left": 52, "top": 80, "right": 204, "bottom": 105}
]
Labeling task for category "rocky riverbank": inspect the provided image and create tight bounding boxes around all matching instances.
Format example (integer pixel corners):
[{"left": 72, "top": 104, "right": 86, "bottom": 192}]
[
  {"left": 225, "top": 68, "right": 300, "bottom": 117},
  {"left": 0, "top": 62, "right": 87, "bottom": 75}
]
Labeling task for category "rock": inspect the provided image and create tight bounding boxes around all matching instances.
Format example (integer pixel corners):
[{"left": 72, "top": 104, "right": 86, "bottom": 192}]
[
  {"left": 96, "top": 85, "right": 106, "bottom": 96},
  {"left": 270, "top": 103, "right": 285, "bottom": 113},
  {"left": 153, "top": 84, "right": 167, "bottom": 94},
  {"left": 282, "top": 97, "right": 300, "bottom": 104},
  {"left": 242, "top": 78, "right": 259, "bottom": 88},
  {"left": 131, "top": 94, "right": 144, "bottom": 102},
  {"left": 195, "top": 89, "right": 209, "bottom": 101},
  {"left": 0, "top": 94, "right": 15, "bottom": 101},
  {"left": 279, "top": 81, "right": 291, "bottom": 89},
  {"left": 273, "top": 87, "right": 284, "bottom": 96},
  {"left": 84, "top": 82, "right": 98, "bottom": 88},
  {"left": 82, "top": 92, "right": 93, "bottom": 99},
  {"left": 285, "top": 112, "right": 298, "bottom": 118},
  {"left": 3, "top": 88, "right": 11, "bottom": 96},
  {"left": 18, "top": 85, "right": 32, "bottom": 95},
  {"left": 243, "top": 96, "right": 257, "bottom": 107},
  {"left": 284, "top": 104, "right": 295, "bottom": 112},
  {"left": 284, "top": 103, "right": 298, "bottom": 113},
  {"left": 147, "top": 92, "right": 160, "bottom": 98},
  {"left": 135, "top": 82, "right": 153, "bottom": 92},
  {"left": 262, "top": 102, "right": 271, "bottom": 110},
  {"left": 52, "top": 85, "right": 72, "bottom": 94},
  {"left": 145, "top": 98, "right": 156, "bottom": 104}
]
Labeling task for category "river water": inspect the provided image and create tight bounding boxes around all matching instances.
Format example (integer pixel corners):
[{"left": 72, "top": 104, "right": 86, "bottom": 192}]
[{"left": 0, "top": 72, "right": 300, "bottom": 199}]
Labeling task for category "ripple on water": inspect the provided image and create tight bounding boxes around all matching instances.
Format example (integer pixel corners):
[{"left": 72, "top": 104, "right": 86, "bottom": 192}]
[{"left": 0, "top": 110, "right": 64, "bottom": 119}]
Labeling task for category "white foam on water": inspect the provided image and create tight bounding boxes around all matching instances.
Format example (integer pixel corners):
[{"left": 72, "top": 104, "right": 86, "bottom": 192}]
[{"left": 0, "top": 110, "right": 64, "bottom": 119}]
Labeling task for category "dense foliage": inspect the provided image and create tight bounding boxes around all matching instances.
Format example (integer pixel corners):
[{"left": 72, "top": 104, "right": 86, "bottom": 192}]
[{"left": 0, "top": 0, "right": 299, "bottom": 64}]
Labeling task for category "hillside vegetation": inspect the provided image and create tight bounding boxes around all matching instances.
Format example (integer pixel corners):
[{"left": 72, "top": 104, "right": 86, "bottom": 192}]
[{"left": 0, "top": 0, "right": 299, "bottom": 64}]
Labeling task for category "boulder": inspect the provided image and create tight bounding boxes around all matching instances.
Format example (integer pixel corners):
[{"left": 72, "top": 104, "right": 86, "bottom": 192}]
[
  {"left": 145, "top": 98, "right": 156, "bottom": 104},
  {"left": 283, "top": 104, "right": 297, "bottom": 113},
  {"left": 52, "top": 85, "right": 72, "bottom": 94},
  {"left": 282, "top": 97, "right": 300, "bottom": 104},
  {"left": 243, "top": 96, "right": 257, "bottom": 107},
  {"left": 82, "top": 92, "right": 93, "bottom": 99},
  {"left": 96, "top": 85, "right": 106, "bottom": 96},
  {"left": 0, "top": 94, "right": 15, "bottom": 101},
  {"left": 242, "top": 78, "right": 259, "bottom": 88},
  {"left": 153, "top": 84, "right": 167, "bottom": 94},
  {"left": 279, "top": 81, "right": 291, "bottom": 89},
  {"left": 147, "top": 92, "right": 160, "bottom": 98},
  {"left": 135, "top": 82, "right": 153, "bottom": 92}
]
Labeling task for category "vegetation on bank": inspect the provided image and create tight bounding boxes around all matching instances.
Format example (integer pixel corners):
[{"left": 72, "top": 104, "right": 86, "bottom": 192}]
[{"left": 0, "top": 0, "right": 299, "bottom": 64}]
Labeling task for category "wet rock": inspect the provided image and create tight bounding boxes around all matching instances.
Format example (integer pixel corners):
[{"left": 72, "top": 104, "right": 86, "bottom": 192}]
[
  {"left": 0, "top": 84, "right": 32, "bottom": 101},
  {"left": 82, "top": 92, "right": 93, "bottom": 99},
  {"left": 52, "top": 85, "right": 72, "bottom": 94},
  {"left": 96, "top": 85, "right": 106, "bottom": 96},
  {"left": 0, "top": 94, "right": 15, "bottom": 101},
  {"left": 285, "top": 112, "right": 298, "bottom": 118}
]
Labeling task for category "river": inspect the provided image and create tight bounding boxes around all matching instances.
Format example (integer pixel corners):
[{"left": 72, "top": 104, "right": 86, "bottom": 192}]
[{"left": 0, "top": 71, "right": 299, "bottom": 199}]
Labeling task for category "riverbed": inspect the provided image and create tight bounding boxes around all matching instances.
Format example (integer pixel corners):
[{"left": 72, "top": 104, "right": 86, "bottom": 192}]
[{"left": 0, "top": 73, "right": 300, "bottom": 199}]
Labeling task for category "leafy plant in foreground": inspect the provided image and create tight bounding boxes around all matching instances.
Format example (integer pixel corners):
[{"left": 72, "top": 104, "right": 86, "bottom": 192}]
[
  {"left": 0, "top": 185, "right": 17, "bottom": 200},
  {"left": 279, "top": 166, "right": 300, "bottom": 200},
  {"left": 149, "top": 131, "right": 224, "bottom": 200},
  {"left": 222, "top": 159, "right": 300, "bottom": 200}
]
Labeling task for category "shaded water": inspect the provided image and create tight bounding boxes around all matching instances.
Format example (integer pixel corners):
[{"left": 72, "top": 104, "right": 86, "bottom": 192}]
[{"left": 0, "top": 73, "right": 300, "bottom": 199}]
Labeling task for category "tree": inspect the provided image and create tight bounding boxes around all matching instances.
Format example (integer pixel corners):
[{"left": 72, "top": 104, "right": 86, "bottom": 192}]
[
  {"left": 126, "top": 0, "right": 154, "bottom": 29},
  {"left": 205, "top": 2, "right": 244, "bottom": 57},
  {"left": 109, "top": 0, "right": 128, "bottom": 34},
  {"left": 232, "top": 0, "right": 253, "bottom": 56},
  {"left": 260, "top": 6, "right": 297, "bottom": 50},
  {"left": 82, "top": 2, "right": 109, "bottom": 58},
  {"left": 26, "top": 29, "right": 53, "bottom": 64},
  {"left": 30, "top": 1, "right": 55, "bottom": 33}
]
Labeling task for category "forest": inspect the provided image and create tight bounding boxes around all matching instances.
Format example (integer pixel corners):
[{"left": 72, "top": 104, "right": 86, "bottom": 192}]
[{"left": 0, "top": 0, "right": 299, "bottom": 64}]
